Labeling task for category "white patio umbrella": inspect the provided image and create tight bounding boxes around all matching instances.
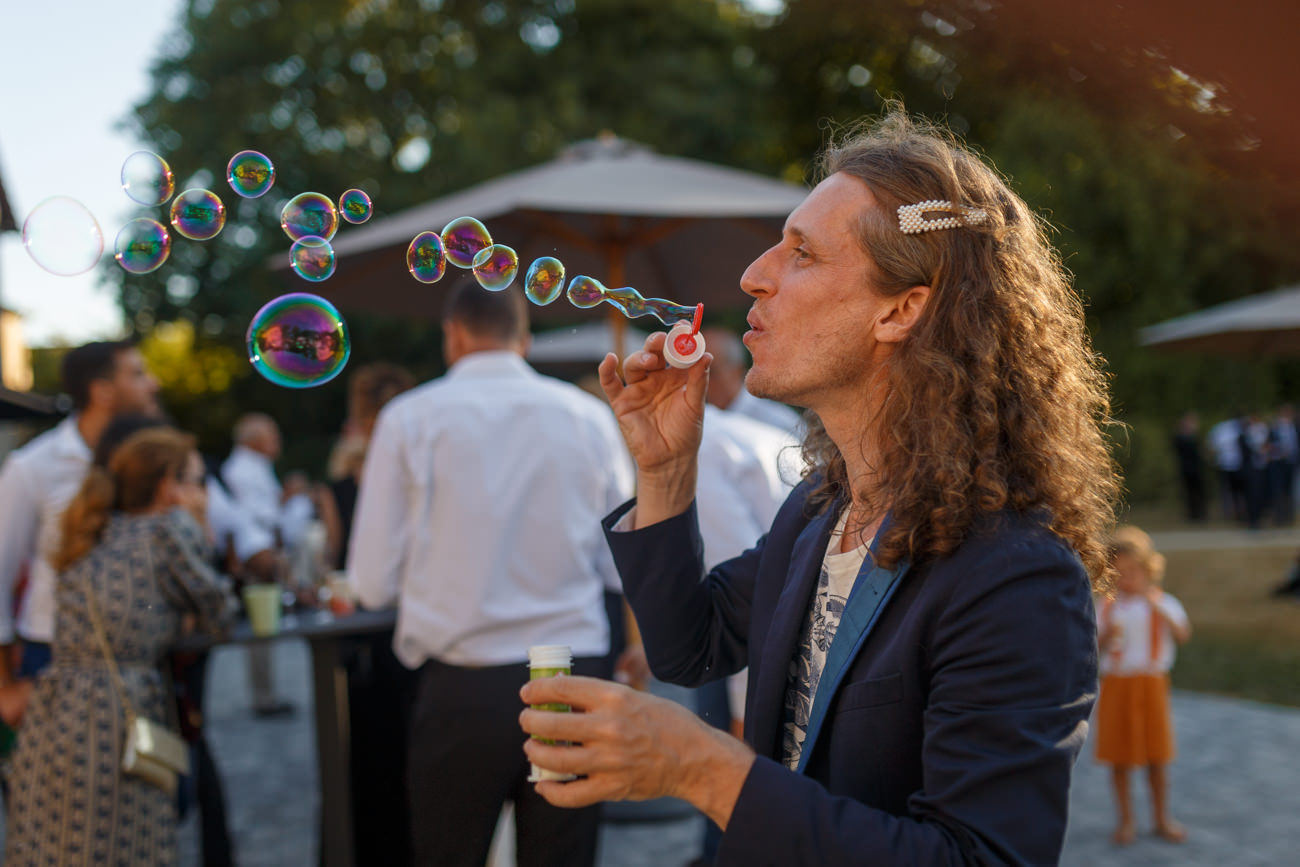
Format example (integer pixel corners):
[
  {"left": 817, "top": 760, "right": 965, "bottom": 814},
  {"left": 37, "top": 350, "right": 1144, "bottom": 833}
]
[{"left": 1138, "top": 285, "right": 1300, "bottom": 357}]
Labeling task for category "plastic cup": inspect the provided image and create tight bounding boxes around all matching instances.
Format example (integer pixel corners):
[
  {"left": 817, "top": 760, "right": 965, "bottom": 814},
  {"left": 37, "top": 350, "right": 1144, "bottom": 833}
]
[{"left": 243, "top": 584, "right": 283, "bottom": 637}]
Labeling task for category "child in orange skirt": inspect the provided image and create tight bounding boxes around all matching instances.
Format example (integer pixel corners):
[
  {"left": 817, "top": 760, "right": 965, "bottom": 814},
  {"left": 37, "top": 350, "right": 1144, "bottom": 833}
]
[{"left": 1095, "top": 525, "right": 1192, "bottom": 845}]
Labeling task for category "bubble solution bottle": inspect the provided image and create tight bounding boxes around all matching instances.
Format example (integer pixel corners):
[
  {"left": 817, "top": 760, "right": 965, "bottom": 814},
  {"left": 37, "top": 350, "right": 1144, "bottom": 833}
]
[{"left": 527, "top": 644, "right": 578, "bottom": 782}]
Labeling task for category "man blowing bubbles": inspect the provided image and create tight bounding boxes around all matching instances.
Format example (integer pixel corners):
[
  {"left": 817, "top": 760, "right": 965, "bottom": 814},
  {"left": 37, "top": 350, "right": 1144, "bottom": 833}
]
[{"left": 520, "top": 109, "right": 1119, "bottom": 866}]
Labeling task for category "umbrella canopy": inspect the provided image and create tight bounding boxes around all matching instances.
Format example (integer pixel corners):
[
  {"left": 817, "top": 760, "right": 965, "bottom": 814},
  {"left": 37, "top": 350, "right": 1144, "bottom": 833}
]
[
  {"left": 525, "top": 320, "right": 651, "bottom": 382},
  {"left": 1138, "top": 285, "right": 1300, "bottom": 357},
  {"left": 284, "top": 135, "right": 807, "bottom": 328}
]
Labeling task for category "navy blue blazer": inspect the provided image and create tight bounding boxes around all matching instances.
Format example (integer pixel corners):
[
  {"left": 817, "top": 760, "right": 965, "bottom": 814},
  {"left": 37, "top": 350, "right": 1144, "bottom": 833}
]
[{"left": 603, "top": 481, "right": 1097, "bottom": 866}]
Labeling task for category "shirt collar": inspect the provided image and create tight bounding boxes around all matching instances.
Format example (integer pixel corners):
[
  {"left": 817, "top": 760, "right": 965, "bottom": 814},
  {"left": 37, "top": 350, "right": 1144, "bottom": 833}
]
[
  {"left": 55, "top": 415, "right": 93, "bottom": 460},
  {"left": 446, "top": 350, "right": 534, "bottom": 379}
]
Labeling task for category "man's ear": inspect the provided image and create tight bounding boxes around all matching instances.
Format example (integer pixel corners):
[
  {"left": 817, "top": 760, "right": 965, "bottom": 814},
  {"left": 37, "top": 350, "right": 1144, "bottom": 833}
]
[{"left": 875, "top": 285, "right": 931, "bottom": 344}]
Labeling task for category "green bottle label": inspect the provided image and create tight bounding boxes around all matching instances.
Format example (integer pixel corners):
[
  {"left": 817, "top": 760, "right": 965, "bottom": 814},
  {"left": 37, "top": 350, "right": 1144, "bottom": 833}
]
[{"left": 529, "top": 665, "right": 570, "bottom": 743}]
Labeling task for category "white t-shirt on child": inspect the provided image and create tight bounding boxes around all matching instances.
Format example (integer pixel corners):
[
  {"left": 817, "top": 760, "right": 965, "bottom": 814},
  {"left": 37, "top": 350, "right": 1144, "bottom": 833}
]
[{"left": 1098, "top": 592, "right": 1189, "bottom": 676}]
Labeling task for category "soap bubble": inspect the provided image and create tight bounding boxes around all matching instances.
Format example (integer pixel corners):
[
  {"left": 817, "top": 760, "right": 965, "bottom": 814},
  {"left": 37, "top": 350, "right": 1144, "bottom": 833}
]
[
  {"left": 289, "top": 235, "right": 336, "bottom": 282},
  {"left": 407, "top": 231, "right": 446, "bottom": 283},
  {"left": 338, "top": 189, "right": 372, "bottom": 224},
  {"left": 441, "top": 216, "right": 491, "bottom": 269},
  {"left": 246, "top": 293, "right": 350, "bottom": 388},
  {"left": 566, "top": 275, "right": 606, "bottom": 308},
  {"left": 21, "top": 196, "right": 104, "bottom": 276},
  {"left": 169, "top": 189, "right": 226, "bottom": 241},
  {"left": 227, "top": 150, "right": 276, "bottom": 198},
  {"left": 471, "top": 244, "right": 519, "bottom": 292},
  {"left": 121, "top": 151, "right": 175, "bottom": 206},
  {"left": 524, "top": 257, "right": 565, "bottom": 306},
  {"left": 114, "top": 219, "right": 171, "bottom": 274},
  {"left": 281, "top": 192, "right": 339, "bottom": 241}
]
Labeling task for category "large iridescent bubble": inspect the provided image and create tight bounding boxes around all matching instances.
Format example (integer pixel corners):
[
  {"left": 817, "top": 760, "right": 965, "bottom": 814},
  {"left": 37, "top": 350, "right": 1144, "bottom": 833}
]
[
  {"left": 339, "top": 189, "right": 372, "bottom": 224},
  {"left": 169, "top": 189, "right": 226, "bottom": 241},
  {"left": 121, "top": 151, "right": 175, "bottom": 206},
  {"left": 114, "top": 219, "right": 171, "bottom": 274},
  {"left": 524, "top": 257, "right": 566, "bottom": 306},
  {"left": 227, "top": 150, "right": 276, "bottom": 198},
  {"left": 281, "top": 192, "right": 339, "bottom": 242},
  {"left": 441, "top": 216, "right": 492, "bottom": 269},
  {"left": 471, "top": 244, "right": 518, "bottom": 292},
  {"left": 407, "top": 231, "right": 447, "bottom": 283},
  {"left": 246, "top": 293, "right": 350, "bottom": 388},
  {"left": 289, "top": 235, "right": 336, "bottom": 282},
  {"left": 22, "top": 196, "right": 104, "bottom": 276}
]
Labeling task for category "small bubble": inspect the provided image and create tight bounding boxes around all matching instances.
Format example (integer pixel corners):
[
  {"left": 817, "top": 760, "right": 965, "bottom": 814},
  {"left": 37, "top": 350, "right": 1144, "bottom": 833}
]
[
  {"left": 441, "top": 216, "right": 491, "bottom": 268},
  {"left": 227, "top": 150, "right": 276, "bottom": 198},
  {"left": 246, "top": 293, "right": 350, "bottom": 388},
  {"left": 289, "top": 235, "right": 336, "bottom": 282},
  {"left": 169, "top": 189, "right": 226, "bottom": 241},
  {"left": 121, "top": 151, "right": 176, "bottom": 206},
  {"left": 281, "top": 192, "right": 339, "bottom": 242},
  {"left": 114, "top": 219, "right": 172, "bottom": 274},
  {"left": 471, "top": 244, "right": 519, "bottom": 291},
  {"left": 524, "top": 257, "right": 565, "bottom": 305},
  {"left": 407, "top": 231, "right": 447, "bottom": 283},
  {"left": 22, "top": 197, "right": 105, "bottom": 276},
  {"left": 338, "top": 189, "right": 372, "bottom": 224}
]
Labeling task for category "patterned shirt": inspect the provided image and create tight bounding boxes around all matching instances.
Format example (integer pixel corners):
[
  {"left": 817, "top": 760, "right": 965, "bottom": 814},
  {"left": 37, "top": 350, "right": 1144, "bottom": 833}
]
[{"left": 781, "top": 509, "right": 870, "bottom": 769}]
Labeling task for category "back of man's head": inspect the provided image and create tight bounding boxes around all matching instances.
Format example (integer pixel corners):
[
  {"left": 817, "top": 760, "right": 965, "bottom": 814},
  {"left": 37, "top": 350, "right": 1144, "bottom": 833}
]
[
  {"left": 443, "top": 283, "right": 529, "bottom": 343},
  {"left": 93, "top": 413, "right": 171, "bottom": 468},
  {"left": 61, "top": 340, "right": 135, "bottom": 412}
]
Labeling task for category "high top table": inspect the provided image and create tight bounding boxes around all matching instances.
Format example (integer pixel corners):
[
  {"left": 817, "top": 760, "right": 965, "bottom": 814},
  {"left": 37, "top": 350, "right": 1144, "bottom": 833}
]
[{"left": 177, "top": 606, "right": 397, "bottom": 867}]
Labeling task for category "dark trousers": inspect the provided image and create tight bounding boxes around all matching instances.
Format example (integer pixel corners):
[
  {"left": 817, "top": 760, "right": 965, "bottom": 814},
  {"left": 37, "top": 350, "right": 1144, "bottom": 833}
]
[
  {"left": 407, "top": 655, "right": 611, "bottom": 867},
  {"left": 178, "top": 652, "right": 234, "bottom": 867},
  {"left": 694, "top": 679, "right": 732, "bottom": 863}
]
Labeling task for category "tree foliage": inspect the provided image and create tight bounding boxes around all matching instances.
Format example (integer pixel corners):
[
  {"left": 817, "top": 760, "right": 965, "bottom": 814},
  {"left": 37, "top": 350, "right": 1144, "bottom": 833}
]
[{"left": 114, "top": 0, "right": 1300, "bottom": 501}]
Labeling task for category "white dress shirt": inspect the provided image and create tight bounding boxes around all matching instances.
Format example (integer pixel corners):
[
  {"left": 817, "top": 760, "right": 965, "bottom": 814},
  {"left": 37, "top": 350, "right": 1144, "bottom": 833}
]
[
  {"left": 206, "top": 477, "right": 276, "bottom": 563},
  {"left": 729, "top": 387, "right": 804, "bottom": 437},
  {"left": 221, "top": 445, "right": 313, "bottom": 549},
  {"left": 347, "top": 351, "right": 634, "bottom": 669},
  {"left": 0, "top": 416, "right": 92, "bottom": 643}
]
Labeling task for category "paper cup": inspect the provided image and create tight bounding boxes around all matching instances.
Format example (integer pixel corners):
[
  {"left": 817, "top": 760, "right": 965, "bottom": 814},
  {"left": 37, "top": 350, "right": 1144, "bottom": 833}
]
[{"left": 243, "top": 584, "right": 282, "bottom": 637}]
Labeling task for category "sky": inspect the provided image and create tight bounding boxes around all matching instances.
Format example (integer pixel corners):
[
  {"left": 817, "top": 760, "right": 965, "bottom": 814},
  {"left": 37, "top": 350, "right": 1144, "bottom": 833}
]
[
  {"left": 0, "top": 0, "right": 787, "bottom": 349},
  {"left": 0, "top": 0, "right": 184, "bottom": 347}
]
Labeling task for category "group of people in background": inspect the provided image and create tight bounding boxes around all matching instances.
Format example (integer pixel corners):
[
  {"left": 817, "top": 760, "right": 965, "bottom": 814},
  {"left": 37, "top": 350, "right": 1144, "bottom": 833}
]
[{"left": 1174, "top": 406, "right": 1300, "bottom": 527}]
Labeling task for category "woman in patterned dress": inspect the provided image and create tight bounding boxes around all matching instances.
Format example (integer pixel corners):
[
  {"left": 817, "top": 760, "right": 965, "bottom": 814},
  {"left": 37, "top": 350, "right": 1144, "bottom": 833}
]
[{"left": 3, "top": 427, "right": 235, "bottom": 866}]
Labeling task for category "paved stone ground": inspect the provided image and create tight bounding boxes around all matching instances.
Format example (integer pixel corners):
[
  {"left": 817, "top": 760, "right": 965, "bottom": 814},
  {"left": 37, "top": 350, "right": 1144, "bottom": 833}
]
[{"left": 4, "top": 639, "right": 1298, "bottom": 865}]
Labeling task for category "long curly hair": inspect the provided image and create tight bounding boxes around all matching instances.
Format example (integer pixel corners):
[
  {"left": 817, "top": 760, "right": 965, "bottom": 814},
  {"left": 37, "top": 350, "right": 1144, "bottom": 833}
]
[
  {"left": 53, "top": 427, "right": 194, "bottom": 571},
  {"left": 802, "top": 109, "right": 1120, "bottom": 587}
]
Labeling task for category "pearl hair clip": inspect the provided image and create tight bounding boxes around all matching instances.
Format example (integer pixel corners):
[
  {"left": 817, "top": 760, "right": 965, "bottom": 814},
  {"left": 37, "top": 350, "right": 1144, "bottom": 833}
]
[{"left": 897, "top": 200, "right": 989, "bottom": 234}]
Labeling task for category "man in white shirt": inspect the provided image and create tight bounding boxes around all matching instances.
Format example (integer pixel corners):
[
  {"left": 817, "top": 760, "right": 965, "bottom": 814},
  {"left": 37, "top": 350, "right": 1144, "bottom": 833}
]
[
  {"left": 221, "top": 413, "right": 311, "bottom": 717},
  {"left": 701, "top": 327, "right": 803, "bottom": 435},
  {"left": 0, "top": 341, "right": 159, "bottom": 692},
  {"left": 348, "top": 283, "right": 632, "bottom": 866}
]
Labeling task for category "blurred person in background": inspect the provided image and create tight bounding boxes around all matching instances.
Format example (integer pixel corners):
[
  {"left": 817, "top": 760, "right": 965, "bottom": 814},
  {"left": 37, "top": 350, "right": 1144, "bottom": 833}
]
[
  {"left": 1170, "top": 411, "right": 1206, "bottom": 523},
  {"left": 221, "top": 413, "right": 309, "bottom": 717},
  {"left": 349, "top": 284, "right": 632, "bottom": 866},
  {"left": 1268, "top": 404, "right": 1298, "bottom": 525},
  {"left": 0, "top": 341, "right": 160, "bottom": 710},
  {"left": 2, "top": 428, "right": 234, "bottom": 866}
]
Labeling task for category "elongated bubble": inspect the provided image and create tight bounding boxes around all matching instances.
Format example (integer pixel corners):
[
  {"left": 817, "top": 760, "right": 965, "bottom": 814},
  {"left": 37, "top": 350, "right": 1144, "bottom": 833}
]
[{"left": 564, "top": 275, "right": 696, "bottom": 325}]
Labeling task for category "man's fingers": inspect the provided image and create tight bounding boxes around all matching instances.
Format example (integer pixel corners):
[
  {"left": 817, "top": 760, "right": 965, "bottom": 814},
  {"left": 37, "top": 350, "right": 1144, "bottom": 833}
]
[
  {"left": 519, "top": 706, "right": 604, "bottom": 742},
  {"left": 523, "top": 738, "right": 599, "bottom": 776},
  {"left": 597, "top": 353, "right": 623, "bottom": 403},
  {"left": 532, "top": 776, "right": 611, "bottom": 809},
  {"left": 520, "top": 674, "right": 621, "bottom": 709}
]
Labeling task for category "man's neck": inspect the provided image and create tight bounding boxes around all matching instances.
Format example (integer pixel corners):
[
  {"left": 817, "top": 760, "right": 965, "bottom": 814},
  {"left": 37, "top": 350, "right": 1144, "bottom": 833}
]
[
  {"left": 75, "top": 410, "right": 109, "bottom": 451},
  {"left": 815, "top": 392, "right": 884, "bottom": 515}
]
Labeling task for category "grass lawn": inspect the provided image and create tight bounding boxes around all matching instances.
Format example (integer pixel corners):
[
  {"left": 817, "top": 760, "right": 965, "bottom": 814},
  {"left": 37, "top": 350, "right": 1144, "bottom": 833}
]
[{"left": 1156, "top": 544, "right": 1300, "bottom": 708}]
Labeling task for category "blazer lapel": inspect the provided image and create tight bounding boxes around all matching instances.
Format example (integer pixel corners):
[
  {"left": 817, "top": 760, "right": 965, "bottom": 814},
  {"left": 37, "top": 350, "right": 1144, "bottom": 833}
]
[
  {"left": 747, "top": 504, "right": 839, "bottom": 761},
  {"left": 794, "top": 548, "right": 910, "bottom": 774}
]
